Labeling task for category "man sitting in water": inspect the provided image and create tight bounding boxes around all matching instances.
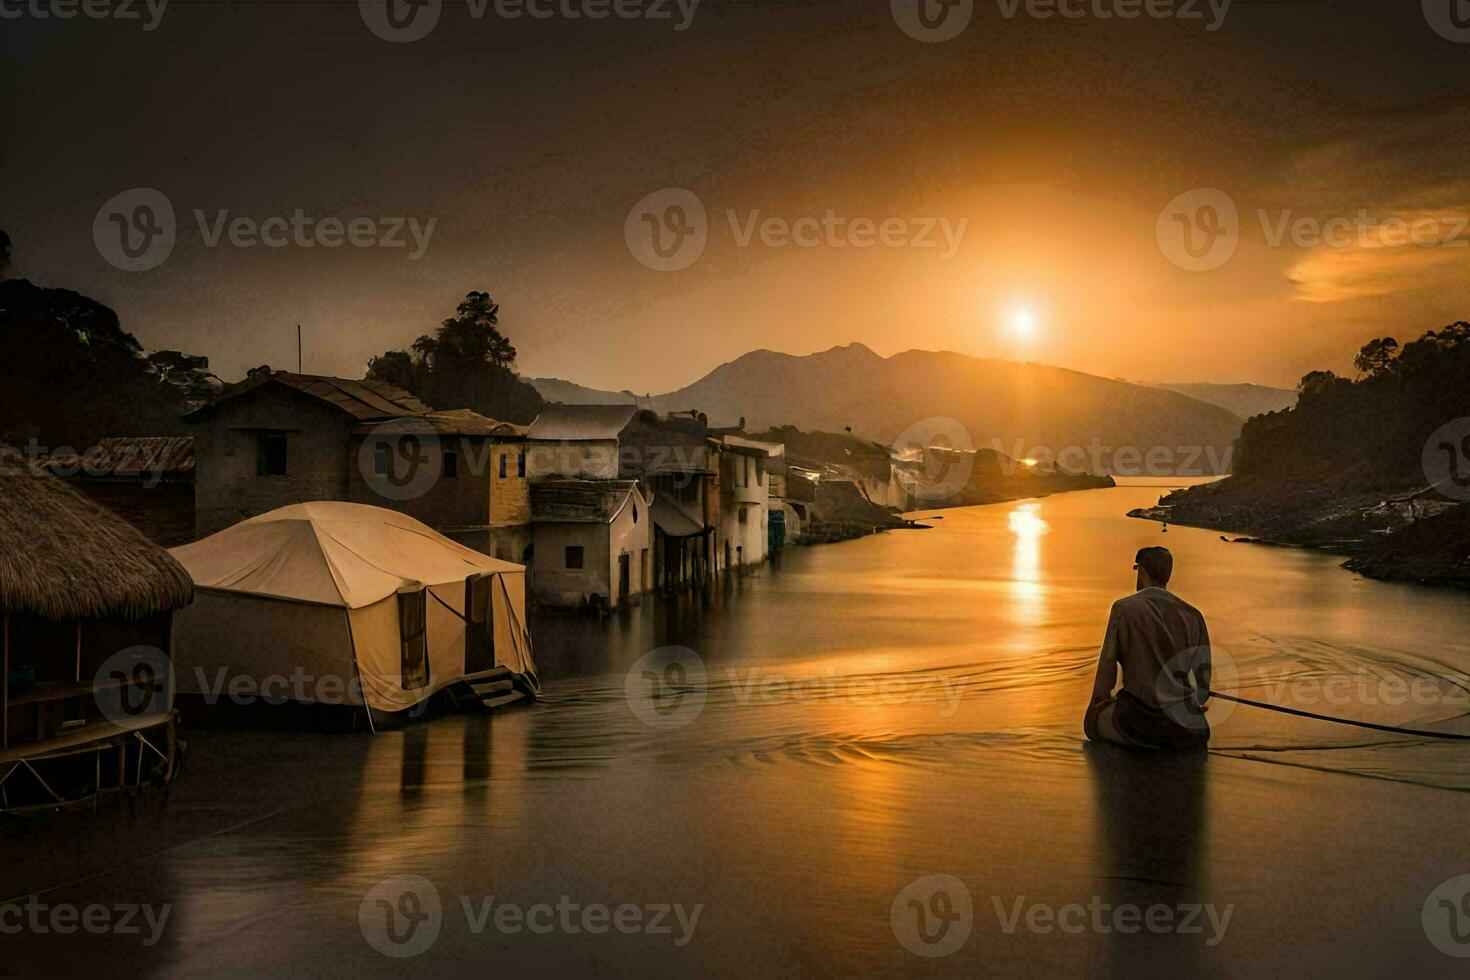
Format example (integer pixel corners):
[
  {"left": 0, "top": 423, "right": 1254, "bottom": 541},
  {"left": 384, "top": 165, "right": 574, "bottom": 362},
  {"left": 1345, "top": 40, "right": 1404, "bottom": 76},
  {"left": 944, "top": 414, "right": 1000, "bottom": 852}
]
[{"left": 1084, "top": 546, "right": 1212, "bottom": 750}]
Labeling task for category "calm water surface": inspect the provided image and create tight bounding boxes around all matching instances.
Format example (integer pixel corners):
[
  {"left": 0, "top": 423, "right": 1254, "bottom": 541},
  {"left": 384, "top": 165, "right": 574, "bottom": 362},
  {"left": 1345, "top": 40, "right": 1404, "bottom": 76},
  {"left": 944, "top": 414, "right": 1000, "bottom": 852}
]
[{"left": 7, "top": 481, "right": 1470, "bottom": 977}]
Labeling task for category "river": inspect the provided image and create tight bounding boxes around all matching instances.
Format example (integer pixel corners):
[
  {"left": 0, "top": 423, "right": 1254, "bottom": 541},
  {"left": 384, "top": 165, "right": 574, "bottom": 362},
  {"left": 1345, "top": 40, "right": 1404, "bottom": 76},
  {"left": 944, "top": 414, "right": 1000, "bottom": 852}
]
[{"left": 6, "top": 479, "right": 1470, "bottom": 976}]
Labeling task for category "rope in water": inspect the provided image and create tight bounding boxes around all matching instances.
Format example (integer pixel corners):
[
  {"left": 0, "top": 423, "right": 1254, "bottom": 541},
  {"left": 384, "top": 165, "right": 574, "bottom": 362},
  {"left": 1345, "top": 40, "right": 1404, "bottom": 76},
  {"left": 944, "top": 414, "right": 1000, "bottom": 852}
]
[{"left": 1208, "top": 691, "right": 1470, "bottom": 741}]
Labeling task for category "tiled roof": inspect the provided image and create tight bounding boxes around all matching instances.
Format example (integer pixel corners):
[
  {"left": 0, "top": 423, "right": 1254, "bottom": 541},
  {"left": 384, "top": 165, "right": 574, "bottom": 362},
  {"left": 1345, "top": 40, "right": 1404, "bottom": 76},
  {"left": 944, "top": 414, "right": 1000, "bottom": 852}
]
[
  {"left": 527, "top": 404, "right": 637, "bottom": 442},
  {"left": 531, "top": 480, "right": 640, "bottom": 523},
  {"left": 351, "top": 409, "right": 526, "bottom": 438},
  {"left": 187, "top": 372, "right": 430, "bottom": 422}
]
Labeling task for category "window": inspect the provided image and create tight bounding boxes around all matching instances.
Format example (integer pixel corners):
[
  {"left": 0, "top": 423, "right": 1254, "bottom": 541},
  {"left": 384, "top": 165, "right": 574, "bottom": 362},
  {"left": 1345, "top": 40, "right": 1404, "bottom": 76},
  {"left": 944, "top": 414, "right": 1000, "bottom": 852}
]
[
  {"left": 397, "top": 588, "right": 429, "bottom": 690},
  {"left": 257, "top": 433, "right": 287, "bottom": 476},
  {"left": 565, "top": 545, "right": 584, "bottom": 569},
  {"left": 499, "top": 453, "right": 508, "bottom": 478},
  {"left": 739, "top": 507, "right": 749, "bottom": 524},
  {"left": 517, "top": 451, "right": 526, "bottom": 477},
  {"left": 373, "top": 444, "right": 389, "bottom": 476},
  {"left": 632, "top": 501, "right": 638, "bottom": 523},
  {"left": 443, "top": 450, "right": 459, "bottom": 478}
]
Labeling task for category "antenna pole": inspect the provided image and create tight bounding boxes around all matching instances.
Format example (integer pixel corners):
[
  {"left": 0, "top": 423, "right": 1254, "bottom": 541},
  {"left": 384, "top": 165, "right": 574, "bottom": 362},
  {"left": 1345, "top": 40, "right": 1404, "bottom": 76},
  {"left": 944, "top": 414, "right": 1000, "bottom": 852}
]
[{"left": 297, "top": 324, "right": 302, "bottom": 375}]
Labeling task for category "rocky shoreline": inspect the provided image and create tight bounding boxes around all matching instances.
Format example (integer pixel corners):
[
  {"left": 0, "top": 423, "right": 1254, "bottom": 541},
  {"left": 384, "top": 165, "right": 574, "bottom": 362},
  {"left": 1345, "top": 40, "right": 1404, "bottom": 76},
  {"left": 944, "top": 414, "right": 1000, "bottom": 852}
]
[{"left": 1129, "top": 472, "right": 1470, "bottom": 589}]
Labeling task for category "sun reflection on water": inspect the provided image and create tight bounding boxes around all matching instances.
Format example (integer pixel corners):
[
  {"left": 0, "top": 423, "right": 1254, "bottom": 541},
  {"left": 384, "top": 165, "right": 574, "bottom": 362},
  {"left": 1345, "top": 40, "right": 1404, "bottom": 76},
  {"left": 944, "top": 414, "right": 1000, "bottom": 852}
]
[{"left": 1008, "top": 502, "right": 1049, "bottom": 623}]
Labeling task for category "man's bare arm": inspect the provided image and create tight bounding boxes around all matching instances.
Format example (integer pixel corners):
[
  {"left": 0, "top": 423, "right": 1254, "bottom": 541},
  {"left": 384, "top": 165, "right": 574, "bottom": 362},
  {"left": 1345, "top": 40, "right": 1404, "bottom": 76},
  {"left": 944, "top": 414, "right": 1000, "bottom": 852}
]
[{"left": 1089, "top": 605, "right": 1122, "bottom": 706}]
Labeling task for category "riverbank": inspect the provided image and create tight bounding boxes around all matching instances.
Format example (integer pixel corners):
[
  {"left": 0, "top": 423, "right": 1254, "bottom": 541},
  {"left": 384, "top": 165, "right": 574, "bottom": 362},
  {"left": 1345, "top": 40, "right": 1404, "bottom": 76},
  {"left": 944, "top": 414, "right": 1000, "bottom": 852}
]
[{"left": 1128, "top": 471, "right": 1470, "bottom": 588}]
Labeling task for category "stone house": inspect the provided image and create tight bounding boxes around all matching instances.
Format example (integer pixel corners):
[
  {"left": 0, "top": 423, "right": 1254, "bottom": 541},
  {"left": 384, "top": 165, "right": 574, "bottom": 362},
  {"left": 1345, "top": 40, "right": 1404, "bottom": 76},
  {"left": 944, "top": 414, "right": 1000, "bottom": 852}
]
[
  {"left": 186, "top": 372, "right": 515, "bottom": 554},
  {"left": 618, "top": 410, "right": 717, "bottom": 593},
  {"left": 711, "top": 434, "right": 778, "bottom": 570},
  {"left": 529, "top": 479, "right": 652, "bottom": 609},
  {"left": 524, "top": 403, "right": 638, "bottom": 480}
]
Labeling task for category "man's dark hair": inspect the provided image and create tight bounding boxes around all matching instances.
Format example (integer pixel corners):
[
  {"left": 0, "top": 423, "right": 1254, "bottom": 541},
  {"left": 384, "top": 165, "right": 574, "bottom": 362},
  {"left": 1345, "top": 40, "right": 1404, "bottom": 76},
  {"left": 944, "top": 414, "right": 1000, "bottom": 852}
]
[{"left": 1135, "top": 546, "right": 1173, "bottom": 585}]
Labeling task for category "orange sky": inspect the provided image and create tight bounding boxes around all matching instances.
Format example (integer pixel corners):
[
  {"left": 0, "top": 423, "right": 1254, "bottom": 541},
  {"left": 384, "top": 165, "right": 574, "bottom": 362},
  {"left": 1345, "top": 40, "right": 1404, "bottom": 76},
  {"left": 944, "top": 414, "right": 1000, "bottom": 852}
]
[{"left": 5, "top": 1, "right": 1467, "bottom": 392}]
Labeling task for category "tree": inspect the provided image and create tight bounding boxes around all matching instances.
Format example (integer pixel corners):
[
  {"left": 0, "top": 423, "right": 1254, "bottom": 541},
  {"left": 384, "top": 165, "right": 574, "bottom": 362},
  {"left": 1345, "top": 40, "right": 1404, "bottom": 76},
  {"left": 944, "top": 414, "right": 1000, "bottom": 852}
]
[
  {"left": 1297, "top": 369, "right": 1340, "bottom": 401},
  {"left": 0, "top": 229, "right": 11, "bottom": 280},
  {"left": 365, "top": 292, "right": 543, "bottom": 424},
  {"left": 415, "top": 291, "right": 516, "bottom": 370},
  {"left": 0, "top": 278, "right": 191, "bottom": 446},
  {"left": 1353, "top": 337, "right": 1399, "bottom": 378},
  {"left": 146, "top": 350, "right": 221, "bottom": 407}
]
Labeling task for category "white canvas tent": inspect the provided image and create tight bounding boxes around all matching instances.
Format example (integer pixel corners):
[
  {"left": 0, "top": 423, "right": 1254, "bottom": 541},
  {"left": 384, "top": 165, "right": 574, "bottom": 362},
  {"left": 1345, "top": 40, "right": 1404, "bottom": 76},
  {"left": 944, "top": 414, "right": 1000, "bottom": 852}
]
[{"left": 169, "top": 502, "right": 535, "bottom": 718}]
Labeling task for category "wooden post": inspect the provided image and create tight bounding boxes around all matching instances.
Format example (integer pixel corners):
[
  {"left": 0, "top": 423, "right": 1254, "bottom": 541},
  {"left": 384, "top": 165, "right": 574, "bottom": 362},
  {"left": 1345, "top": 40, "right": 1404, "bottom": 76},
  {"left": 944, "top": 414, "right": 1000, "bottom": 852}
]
[
  {"left": 3, "top": 613, "right": 9, "bottom": 750},
  {"left": 75, "top": 622, "right": 82, "bottom": 684}
]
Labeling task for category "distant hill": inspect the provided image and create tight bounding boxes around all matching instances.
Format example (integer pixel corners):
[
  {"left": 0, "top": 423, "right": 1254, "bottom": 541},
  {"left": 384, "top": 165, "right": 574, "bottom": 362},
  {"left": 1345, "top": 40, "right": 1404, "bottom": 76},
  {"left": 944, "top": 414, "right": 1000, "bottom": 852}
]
[
  {"left": 1155, "top": 382, "right": 1297, "bottom": 421},
  {"left": 536, "top": 344, "right": 1247, "bottom": 474},
  {"left": 529, "top": 377, "right": 640, "bottom": 406}
]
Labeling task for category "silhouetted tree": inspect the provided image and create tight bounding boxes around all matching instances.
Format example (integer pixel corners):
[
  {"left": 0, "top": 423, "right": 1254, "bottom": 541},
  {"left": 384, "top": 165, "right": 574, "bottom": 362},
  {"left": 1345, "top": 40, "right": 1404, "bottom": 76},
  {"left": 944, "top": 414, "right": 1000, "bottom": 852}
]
[
  {"left": 0, "top": 278, "right": 191, "bottom": 446},
  {"left": 1235, "top": 323, "right": 1470, "bottom": 489},
  {"left": 1353, "top": 337, "right": 1399, "bottom": 377},
  {"left": 146, "top": 350, "right": 221, "bottom": 407},
  {"left": 365, "top": 291, "right": 543, "bottom": 424},
  {"left": 0, "top": 229, "right": 11, "bottom": 280}
]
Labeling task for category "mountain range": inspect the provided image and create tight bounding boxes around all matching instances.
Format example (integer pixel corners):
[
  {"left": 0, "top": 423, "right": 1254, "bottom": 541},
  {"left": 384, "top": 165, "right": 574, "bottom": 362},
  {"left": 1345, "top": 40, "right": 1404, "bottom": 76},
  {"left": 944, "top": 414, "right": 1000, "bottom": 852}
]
[{"left": 531, "top": 345, "right": 1298, "bottom": 474}]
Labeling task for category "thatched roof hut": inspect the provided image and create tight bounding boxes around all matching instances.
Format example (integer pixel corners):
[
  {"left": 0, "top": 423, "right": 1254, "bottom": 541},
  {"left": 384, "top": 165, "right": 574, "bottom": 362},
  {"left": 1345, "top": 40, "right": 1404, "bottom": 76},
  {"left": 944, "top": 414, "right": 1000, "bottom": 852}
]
[{"left": 0, "top": 450, "right": 194, "bottom": 621}]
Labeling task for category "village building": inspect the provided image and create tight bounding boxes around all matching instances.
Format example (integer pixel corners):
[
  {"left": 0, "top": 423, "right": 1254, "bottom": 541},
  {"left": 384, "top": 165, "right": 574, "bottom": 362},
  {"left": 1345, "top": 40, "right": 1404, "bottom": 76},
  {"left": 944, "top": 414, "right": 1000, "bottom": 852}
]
[
  {"left": 618, "top": 410, "right": 717, "bottom": 594},
  {"left": 0, "top": 454, "right": 193, "bottom": 812},
  {"left": 529, "top": 480, "right": 652, "bottom": 610},
  {"left": 185, "top": 371, "right": 522, "bottom": 559},
  {"left": 524, "top": 403, "right": 638, "bottom": 480},
  {"left": 711, "top": 434, "right": 778, "bottom": 570},
  {"left": 349, "top": 409, "right": 528, "bottom": 562},
  {"left": 46, "top": 436, "right": 196, "bottom": 547},
  {"left": 485, "top": 429, "right": 532, "bottom": 564}
]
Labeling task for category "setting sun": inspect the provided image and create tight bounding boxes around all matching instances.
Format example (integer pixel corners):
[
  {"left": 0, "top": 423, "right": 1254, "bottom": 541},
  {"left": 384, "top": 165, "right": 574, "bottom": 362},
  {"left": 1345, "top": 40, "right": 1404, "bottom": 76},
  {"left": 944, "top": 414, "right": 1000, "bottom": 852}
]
[{"left": 1009, "top": 306, "right": 1038, "bottom": 340}]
